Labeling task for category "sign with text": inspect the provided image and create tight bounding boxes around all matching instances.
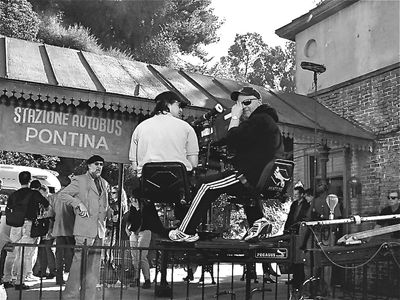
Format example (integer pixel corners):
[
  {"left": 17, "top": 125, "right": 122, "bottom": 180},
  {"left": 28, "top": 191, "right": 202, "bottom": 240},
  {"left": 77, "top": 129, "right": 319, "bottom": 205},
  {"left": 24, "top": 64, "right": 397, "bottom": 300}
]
[
  {"left": 254, "top": 248, "right": 289, "bottom": 260},
  {"left": 0, "top": 104, "right": 137, "bottom": 163}
]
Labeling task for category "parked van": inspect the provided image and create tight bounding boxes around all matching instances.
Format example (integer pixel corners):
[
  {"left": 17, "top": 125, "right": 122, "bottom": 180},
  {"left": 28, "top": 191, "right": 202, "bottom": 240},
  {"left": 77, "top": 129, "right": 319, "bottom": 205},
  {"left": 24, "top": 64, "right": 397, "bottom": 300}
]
[{"left": 0, "top": 164, "right": 61, "bottom": 210}]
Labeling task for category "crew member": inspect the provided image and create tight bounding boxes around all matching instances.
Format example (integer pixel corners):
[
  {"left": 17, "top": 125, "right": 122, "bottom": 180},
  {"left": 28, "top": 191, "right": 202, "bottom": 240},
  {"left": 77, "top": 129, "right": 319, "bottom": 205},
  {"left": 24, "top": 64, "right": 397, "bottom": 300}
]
[
  {"left": 128, "top": 91, "right": 200, "bottom": 287},
  {"left": 169, "top": 86, "right": 283, "bottom": 242},
  {"left": 129, "top": 91, "right": 199, "bottom": 178},
  {"left": 284, "top": 186, "right": 311, "bottom": 291},
  {"left": 128, "top": 91, "right": 199, "bottom": 233}
]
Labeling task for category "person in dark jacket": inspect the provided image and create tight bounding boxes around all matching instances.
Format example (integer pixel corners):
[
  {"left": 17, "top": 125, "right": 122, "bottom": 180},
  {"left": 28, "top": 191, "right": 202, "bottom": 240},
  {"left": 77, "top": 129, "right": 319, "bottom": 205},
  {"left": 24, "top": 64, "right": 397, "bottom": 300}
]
[
  {"left": 51, "top": 176, "right": 75, "bottom": 285},
  {"left": 126, "top": 197, "right": 155, "bottom": 289},
  {"left": 373, "top": 190, "right": 400, "bottom": 238},
  {"left": 283, "top": 186, "right": 311, "bottom": 291},
  {"left": 284, "top": 186, "right": 311, "bottom": 234},
  {"left": 169, "top": 86, "right": 283, "bottom": 242},
  {"left": 2, "top": 172, "right": 49, "bottom": 290}
]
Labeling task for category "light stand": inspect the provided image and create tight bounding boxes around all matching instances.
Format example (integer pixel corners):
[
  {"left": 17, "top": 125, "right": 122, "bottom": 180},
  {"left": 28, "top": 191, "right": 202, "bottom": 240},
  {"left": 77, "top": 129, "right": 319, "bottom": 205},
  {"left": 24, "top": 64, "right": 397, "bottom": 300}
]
[
  {"left": 300, "top": 61, "right": 327, "bottom": 296},
  {"left": 300, "top": 61, "right": 327, "bottom": 192},
  {"left": 300, "top": 61, "right": 326, "bottom": 94}
]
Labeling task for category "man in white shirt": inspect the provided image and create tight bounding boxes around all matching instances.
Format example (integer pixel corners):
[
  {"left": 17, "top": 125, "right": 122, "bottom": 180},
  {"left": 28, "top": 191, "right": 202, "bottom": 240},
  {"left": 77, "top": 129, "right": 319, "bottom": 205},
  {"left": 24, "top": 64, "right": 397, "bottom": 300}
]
[
  {"left": 128, "top": 91, "right": 199, "bottom": 287},
  {"left": 129, "top": 91, "right": 199, "bottom": 177}
]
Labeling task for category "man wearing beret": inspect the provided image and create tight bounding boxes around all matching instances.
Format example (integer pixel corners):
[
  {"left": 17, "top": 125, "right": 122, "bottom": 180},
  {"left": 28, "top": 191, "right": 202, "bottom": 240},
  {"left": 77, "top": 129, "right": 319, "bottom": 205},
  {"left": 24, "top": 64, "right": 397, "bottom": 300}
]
[
  {"left": 169, "top": 86, "right": 284, "bottom": 242},
  {"left": 59, "top": 155, "right": 111, "bottom": 300}
]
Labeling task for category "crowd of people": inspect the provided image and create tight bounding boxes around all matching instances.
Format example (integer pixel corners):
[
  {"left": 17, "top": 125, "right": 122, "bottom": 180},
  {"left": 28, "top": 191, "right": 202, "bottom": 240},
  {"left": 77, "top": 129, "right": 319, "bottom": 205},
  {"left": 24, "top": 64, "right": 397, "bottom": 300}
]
[
  {"left": 2, "top": 173, "right": 49, "bottom": 290},
  {"left": 0, "top": 87, "right": 399, "bottom": 299}
]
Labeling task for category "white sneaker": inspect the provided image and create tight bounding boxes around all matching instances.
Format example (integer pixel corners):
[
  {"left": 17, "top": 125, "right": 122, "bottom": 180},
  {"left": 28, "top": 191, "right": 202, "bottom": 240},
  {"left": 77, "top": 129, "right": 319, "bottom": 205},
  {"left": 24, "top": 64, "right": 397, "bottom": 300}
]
[
  {"left": 24, "top": 274, "right": 40, "bottom": 282},
  {"left": 169, "top": 229, "right": 199, "bottom": 242},
  {"left": 244, "top": 218, "right": 271, "bottom": 242}
]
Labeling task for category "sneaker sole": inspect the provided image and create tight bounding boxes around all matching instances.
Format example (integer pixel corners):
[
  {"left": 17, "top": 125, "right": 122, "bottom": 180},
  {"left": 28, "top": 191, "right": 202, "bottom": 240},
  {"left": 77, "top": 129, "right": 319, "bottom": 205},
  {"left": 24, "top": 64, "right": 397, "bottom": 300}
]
[
  {"left": 169, "top": 232, "right": 199, "bottom": 242},
  {"left": 170, "top": 236, "right": 199, "bottom": 242},
  {"left": 244, "top": 223, "right": 271, "bottom": 242}
]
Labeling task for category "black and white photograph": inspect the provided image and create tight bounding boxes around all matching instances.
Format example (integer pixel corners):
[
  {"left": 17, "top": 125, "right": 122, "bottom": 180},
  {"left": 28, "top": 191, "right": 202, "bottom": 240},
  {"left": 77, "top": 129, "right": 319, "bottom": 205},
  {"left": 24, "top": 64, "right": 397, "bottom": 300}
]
[{"left": 0, "top": 0, "right": 399, "bottom": 299}]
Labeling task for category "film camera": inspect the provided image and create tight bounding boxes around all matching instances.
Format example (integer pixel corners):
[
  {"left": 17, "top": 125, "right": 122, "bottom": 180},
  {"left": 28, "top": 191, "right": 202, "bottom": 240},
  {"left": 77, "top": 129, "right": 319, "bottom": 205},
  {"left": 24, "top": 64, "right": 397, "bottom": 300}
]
[{"left": 190, "top": 104, "right": 234, "bottom": 173}]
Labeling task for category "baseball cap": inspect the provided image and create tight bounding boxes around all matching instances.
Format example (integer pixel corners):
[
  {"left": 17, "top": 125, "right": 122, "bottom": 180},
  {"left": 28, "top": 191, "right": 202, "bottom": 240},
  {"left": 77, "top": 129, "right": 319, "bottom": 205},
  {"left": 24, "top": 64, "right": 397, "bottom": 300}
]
[{"left": 230, "top": 86, "right": 261, "bottom": 101}]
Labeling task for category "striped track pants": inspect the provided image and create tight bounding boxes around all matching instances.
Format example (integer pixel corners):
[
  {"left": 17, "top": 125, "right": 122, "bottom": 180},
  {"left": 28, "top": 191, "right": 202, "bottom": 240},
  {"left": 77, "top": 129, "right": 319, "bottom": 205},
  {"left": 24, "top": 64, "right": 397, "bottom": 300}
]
[{"left": 179, "top": 170, "right": 262, "bottom": 234}]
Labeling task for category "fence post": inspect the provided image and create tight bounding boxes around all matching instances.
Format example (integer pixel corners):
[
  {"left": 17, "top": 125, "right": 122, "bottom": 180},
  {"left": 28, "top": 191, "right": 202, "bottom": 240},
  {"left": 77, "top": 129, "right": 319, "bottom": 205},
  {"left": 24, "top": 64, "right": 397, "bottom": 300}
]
[
  {"left": 80, "top": 239, "right": 88, "bottom": 300},
  {"left": 17, "top": 245, "right": 25, "bottom": 299}
]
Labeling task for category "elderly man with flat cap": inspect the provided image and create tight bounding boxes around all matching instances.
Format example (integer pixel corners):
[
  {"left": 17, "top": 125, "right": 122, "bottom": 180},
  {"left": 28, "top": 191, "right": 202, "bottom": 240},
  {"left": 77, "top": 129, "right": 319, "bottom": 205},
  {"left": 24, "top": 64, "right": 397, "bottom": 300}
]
[
  {"left": 59, "top": 155, "right": 111, "bottom": 300},
  {"left": 169, "top": 86, "right": 284, "bottom": 242}
]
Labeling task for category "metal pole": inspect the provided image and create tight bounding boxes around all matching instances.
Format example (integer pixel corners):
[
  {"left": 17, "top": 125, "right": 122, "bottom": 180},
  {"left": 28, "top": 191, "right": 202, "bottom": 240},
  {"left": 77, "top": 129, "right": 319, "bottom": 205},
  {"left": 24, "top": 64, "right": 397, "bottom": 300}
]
[
  {"left": 301, "top": 61, "right": 326, "bottom": 297},
  {"left": 303, "top": 213, "right": 400, "bottom": 226},
  {"left": 116, "top": 163, "right": 124, "bottom": 245}
]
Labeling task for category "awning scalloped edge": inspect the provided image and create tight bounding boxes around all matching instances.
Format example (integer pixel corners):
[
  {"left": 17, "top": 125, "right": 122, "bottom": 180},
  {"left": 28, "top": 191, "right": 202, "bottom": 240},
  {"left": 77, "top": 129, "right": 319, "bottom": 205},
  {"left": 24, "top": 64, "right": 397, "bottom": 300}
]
[
  {"left": 279, "top": 124, "right": 374, "bottom": 152},
  {"left": 0, "top": 79, "right": 208, "bottom": 119}
]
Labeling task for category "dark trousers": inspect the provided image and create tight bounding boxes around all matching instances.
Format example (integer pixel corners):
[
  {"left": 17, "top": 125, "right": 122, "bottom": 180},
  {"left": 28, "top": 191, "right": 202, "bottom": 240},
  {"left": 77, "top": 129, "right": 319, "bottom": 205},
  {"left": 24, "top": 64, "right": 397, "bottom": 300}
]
[
  {"left": 131, "top": 187, "right": 176, "bottom": 237},
  {"left": 244, "top": 205, "right": 264, "bottom": 227},
  {"left": 33, "top": 237, "right": 56, "bottom": 275},
  {"left": 142, "top": 202, "right": 170, "bottom": 237},
  {"left": 179, "top": 170, "right": 263, "bottom": 235},
  {"left": 55, "top": 236, "right": 75, "bottom": 282},
  {"left": 0, "top": 249, "right": 6, "bottom": 281}
]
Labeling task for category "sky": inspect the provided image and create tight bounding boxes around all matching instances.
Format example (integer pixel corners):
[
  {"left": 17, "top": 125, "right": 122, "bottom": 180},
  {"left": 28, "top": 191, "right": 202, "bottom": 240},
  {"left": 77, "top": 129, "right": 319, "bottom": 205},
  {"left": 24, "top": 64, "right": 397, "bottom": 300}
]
[{"left": 204, "top": 0, "right": 318, "bottom": 60}]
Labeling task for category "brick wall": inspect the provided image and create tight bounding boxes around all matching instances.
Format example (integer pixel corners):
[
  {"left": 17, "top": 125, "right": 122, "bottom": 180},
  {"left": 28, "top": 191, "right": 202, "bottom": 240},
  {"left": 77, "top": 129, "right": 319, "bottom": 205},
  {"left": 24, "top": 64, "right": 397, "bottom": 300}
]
[{"left": 316, "top": 66, "right": 400, "bottom": 216}]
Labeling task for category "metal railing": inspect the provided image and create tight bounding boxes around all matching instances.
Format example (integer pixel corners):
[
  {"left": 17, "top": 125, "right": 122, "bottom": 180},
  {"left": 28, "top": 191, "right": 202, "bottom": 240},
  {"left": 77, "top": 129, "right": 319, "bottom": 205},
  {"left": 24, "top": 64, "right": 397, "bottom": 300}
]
[
  {"left": 301, "top": 215, "right": 400, "bottom": 300},
  {"left": 1, "top": 237, "right": 399, "bottom": 300},
  {"left": 1, "top": 241, "right": 293, "bottom": 300}
]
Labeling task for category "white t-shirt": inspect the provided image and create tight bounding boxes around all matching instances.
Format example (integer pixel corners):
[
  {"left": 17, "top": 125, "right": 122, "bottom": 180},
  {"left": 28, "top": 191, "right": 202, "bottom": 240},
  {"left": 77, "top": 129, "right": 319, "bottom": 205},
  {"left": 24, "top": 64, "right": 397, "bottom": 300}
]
[{"left": 129, "top": 114, "right": 199, "bottom": 176}]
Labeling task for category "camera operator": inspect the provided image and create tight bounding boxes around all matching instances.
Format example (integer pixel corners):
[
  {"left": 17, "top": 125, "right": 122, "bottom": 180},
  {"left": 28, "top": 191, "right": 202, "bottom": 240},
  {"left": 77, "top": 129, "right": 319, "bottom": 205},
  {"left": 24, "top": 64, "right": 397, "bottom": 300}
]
[
  {"left": 169, "top": 86, "right": 283, "bottom": 242},
  {"left": 128, "top": 91, "right": 199, "bottom": 237}
]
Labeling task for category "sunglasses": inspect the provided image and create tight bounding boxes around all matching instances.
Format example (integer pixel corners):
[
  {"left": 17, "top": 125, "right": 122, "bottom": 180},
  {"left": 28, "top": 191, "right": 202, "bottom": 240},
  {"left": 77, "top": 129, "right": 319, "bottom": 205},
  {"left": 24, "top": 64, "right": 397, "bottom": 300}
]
[
  {"left": 241, "top": 98, "right": 258, "bottom": 106},
  {"left": 94, "top": 162, "right": 103, "bottom": 166},
  {"left": 388, "top": 196, "right": 398, "bottom": 200}
]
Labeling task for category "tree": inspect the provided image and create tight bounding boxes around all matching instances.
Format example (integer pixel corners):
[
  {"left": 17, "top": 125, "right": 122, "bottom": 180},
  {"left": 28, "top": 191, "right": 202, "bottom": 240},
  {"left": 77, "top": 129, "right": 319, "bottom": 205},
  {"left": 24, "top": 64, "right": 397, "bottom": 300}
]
[
  {"left": 132, "top": 30, "right": 181, "bottom": 67},
  {"left": 37, "top": 13, "right": 102, "bottom": 53},
  {"left": 29, "top": 0, "right": 222, "bottom": 66},
  {"left": 227, "top": 33, "right": 267, "bottom": 79},
  {"left": 163, "top": 0, "right": 222, "bottom": 53},
  {"left": 278, "top": 42, "right": 296, "bottom": 92},
  {"left": 0, "top": 151, "right": 59, "bottom": 170},
  {"left": 315, "top": 0, "right": 328, "bottom": 6},
  {"left": 209, "top": 33, "right": 296, "bottom": 92},
  {"left": 0, "top": 0, "right": 40, "bottom": 41},
  {"left": 0, "top": 1, "right": 60, "bottom": 170}
]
